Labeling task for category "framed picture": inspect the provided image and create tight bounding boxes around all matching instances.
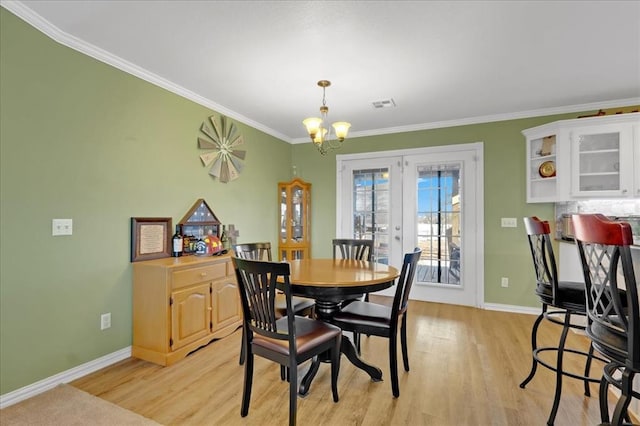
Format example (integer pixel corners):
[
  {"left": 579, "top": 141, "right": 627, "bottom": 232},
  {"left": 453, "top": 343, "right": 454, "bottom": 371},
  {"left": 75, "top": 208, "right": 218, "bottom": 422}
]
[{"left": 130, "top": 217, "right": 172, "bottom": 262}]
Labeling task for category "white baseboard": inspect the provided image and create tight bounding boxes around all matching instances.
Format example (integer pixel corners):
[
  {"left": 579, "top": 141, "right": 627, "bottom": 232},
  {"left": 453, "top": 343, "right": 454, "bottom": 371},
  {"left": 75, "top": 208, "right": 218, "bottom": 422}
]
[
  {"left": 0, "top": 346, "right": 131, "bottom": 409},
  {"left": 483, "top": 302, "right": 540, "bottom": 316}
]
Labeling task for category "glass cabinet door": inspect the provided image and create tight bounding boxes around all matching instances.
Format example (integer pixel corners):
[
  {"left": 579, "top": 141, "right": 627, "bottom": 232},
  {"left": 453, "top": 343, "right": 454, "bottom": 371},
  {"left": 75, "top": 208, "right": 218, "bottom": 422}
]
[
  {"left": 571, "top": 124, "right": 633, "bottom": 197},
  {"left": 292, "top": 185, "right": 303, "bottom": 241},
  {"left": 279, "top": 187, "right": 287, "bottom": 243}
]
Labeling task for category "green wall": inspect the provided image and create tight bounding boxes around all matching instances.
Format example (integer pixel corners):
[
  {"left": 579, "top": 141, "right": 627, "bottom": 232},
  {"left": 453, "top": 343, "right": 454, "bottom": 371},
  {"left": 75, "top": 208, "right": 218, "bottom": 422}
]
[
  {"left": 1, "top": 7, "right": 625, "bottom": 395},
  {"left": 0, "top": 9, "right": 291, "bottom": 394}
]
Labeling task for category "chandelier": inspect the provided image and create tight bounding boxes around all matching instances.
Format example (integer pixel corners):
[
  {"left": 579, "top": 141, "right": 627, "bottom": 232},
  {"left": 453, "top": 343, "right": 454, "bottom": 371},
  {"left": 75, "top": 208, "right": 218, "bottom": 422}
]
[{"left": 302, "top": 80, "right": 351, "bottom": 155}]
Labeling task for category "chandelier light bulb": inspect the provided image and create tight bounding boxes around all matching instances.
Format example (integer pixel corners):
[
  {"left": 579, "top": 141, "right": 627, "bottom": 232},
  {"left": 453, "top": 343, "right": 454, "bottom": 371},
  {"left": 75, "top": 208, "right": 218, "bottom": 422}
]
[
  {"left": 303, "top": 117, "right": 323, "bottom": 140},
  {"left": 332, "top": 122, "right": 351, "bottom": 142},
  {"left": 313, "top": 128, "right": 328, "bottom": 145}
]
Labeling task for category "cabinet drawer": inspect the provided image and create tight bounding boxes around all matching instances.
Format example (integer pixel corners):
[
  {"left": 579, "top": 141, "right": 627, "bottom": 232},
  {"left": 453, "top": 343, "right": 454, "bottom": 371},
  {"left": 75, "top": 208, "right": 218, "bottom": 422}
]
[{"left": 172, "top": 263, "right": 226, "bottom": 289}]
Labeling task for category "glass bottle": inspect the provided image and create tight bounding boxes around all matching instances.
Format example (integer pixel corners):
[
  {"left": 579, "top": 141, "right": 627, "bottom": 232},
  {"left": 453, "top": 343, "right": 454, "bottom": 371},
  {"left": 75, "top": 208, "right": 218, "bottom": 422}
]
[
  {"left": 172, "top": 225, "right": 183, "bottom": 257},
  {"left": 220, "top": 225, "right": 229, "bottom": 250}
]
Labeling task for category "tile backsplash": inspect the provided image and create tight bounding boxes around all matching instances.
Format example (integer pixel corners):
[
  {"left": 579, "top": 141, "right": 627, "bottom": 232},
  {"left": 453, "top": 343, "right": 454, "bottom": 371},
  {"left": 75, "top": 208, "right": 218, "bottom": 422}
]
[
  {"left": 556, "top": 199, "right": 640, "bottom": 218},
  {"left": 556, "top": 199, "right": 640, "bottom": 245}
]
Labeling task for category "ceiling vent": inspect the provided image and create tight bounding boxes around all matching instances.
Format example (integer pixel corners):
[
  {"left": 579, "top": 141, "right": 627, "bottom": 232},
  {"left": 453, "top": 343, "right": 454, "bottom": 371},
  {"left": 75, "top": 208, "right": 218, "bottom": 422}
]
[{"left": 371, "top": 98, "right": 396, "bottom": 109}]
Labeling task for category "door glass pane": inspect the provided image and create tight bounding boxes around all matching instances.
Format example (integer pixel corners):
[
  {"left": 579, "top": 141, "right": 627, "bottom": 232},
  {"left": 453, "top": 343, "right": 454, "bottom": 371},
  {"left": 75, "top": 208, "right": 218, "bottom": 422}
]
[
  {"left": 352, "top": 168, "right": 389, "bottom": 264},
  {"left": 416, "top": 163, "right": 461, "bottom": 285}
]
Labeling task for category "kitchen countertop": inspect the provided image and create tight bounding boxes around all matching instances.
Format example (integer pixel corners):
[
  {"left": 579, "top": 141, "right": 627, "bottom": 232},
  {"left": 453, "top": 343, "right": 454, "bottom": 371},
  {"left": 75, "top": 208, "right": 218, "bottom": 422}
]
[
  {"left": 556, "top": 238, "right": 640, "bottom": 249},
  {"left": 558, "top": 239, "right": 639, "bottom": 285}
]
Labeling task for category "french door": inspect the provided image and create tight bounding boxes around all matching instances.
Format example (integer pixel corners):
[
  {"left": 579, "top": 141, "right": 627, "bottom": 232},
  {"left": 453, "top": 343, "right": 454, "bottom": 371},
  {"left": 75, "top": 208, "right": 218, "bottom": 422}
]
[
  {"left": 336, "top": 156, "right": 403, "bottom": 271},
  {"left": 336, "top": 143, "right": 483, "bottom": 307}
]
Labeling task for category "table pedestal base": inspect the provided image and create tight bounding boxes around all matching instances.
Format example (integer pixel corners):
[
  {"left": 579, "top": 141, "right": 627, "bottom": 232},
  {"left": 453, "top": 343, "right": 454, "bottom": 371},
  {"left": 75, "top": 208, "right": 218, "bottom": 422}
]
[{"left": 299, "top": 335, "right": 383, "bottom": 396}]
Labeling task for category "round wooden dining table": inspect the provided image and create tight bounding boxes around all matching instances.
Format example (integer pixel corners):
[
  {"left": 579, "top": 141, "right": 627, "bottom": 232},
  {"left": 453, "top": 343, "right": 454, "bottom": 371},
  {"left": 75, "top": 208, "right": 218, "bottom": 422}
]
[{"left": 280, "top": 258, "right": 400, "bottom": 396}]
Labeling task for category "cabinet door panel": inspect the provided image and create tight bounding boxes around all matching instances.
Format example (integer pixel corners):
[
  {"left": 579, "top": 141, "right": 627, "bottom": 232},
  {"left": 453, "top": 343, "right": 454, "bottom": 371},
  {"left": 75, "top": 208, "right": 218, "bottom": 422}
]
[
  {"left": 171, "top": 283, "right": 212, "bottom": 350},
  {"left": 212, "top": 280, "right": 241, "bottom": 330},
  {"left": 570, "top": 124, "right": 633, "bottom": 197}
]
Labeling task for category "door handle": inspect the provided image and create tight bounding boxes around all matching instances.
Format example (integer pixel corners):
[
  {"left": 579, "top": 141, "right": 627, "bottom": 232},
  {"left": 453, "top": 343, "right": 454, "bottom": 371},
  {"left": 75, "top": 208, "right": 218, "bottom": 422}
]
[{"left": 395, "top": 235, "right": 401, "bottom": 241}]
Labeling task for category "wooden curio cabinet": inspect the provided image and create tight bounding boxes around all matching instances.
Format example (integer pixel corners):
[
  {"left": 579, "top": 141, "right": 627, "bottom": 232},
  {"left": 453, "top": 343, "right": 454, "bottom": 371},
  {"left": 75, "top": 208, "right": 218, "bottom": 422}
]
[{"left": 278, "top": 178, "right": 311, "bottom": 260}]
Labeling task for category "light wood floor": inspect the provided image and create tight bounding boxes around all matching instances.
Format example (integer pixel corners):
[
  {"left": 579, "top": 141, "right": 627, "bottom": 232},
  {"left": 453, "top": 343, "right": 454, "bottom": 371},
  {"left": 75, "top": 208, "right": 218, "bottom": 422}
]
[{"left": 71, "top": 297, "right": 627, "bottom": 425}]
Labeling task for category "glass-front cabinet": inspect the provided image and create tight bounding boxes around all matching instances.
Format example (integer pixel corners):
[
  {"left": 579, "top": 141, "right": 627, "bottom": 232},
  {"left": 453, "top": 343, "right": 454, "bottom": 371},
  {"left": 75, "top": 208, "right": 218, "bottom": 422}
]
[
  {"left": 278, "top": 178, "right": 311, "bottom": 260},
  {"left": 570, "top": 123, "right": 634, "bottom": 197}
]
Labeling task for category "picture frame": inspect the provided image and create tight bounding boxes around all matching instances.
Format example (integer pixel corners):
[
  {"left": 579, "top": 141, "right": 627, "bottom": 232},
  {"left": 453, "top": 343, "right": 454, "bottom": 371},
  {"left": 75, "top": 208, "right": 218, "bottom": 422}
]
[{"left": 130, "top": 217, "right": 172, "bottom": 262}]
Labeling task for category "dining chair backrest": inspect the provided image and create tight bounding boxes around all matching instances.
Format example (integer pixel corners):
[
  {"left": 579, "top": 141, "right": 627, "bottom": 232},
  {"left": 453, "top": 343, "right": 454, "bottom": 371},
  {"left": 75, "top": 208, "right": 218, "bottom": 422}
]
[
  {"left": 233, "top": 257, "right": 294, "bottom": 346},
  {"left": 392, "top": 247, "right": 422, "bottom": 317},
  {"left": 332, "top": 238, "right": 374, "bottom": 261},
  {"left": 523, "top": 216, "right": 562, "bottom": 306},
  {"left": 572, "top": 213, "right": 639, "bottom": 367},
  {"left": 233, "top": 242, "right": 273, "bottom": 261}
]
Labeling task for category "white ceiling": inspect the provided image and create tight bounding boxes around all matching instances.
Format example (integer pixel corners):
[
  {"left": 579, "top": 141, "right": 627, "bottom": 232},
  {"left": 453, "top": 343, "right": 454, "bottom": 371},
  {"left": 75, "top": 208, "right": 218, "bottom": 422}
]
[{"left": 4, "top": 1, "right": 640, "bottom": 143}]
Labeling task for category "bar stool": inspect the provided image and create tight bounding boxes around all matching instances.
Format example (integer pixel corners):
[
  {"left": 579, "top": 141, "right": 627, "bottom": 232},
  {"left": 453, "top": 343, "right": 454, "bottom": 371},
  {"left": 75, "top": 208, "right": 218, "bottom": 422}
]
[
  {"left": 573, "top": 214, "right": 638, "bottom": 426},
  {"left": 519, "top": 216, "right": 606, "bottom": 426}
]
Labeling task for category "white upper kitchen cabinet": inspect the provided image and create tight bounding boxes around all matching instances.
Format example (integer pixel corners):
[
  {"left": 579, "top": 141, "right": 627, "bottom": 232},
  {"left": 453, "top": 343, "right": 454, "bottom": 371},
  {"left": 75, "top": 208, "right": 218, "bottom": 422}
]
[{"left": 523, "top": 112, "right": 640, "bottom": 203}]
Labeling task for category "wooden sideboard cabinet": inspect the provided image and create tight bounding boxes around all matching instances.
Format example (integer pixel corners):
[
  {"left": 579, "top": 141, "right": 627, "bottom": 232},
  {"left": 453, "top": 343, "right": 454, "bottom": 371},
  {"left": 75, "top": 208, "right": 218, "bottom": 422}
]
[{"left": 132, "top": 254, "right": 242, "bottom": 366}]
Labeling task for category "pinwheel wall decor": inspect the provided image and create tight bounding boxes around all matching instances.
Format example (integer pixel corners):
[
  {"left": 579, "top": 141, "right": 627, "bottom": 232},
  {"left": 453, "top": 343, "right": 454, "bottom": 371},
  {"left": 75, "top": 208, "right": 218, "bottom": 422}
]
[{"left": 197, "top": 115, "right": 246, "bottom": 183}]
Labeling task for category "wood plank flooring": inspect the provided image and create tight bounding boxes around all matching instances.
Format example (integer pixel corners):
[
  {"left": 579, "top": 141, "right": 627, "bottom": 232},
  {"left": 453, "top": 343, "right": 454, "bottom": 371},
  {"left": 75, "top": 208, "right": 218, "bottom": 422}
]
[{"left": 71, "top": 297, "right": 626, "bottom": 425}]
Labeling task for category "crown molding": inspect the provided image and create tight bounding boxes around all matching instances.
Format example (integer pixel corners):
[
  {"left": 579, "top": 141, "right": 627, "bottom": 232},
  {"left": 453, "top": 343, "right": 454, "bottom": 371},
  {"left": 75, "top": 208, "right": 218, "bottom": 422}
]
[{"left": 292, "top": 97, "right": 640, "bottom": 144}]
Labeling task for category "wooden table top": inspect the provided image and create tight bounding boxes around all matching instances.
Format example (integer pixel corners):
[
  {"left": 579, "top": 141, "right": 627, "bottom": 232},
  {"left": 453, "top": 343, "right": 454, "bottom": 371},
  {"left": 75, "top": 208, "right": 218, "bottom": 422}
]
[{"left": 285, "top": 258, "right": 399, "bottom": 289}]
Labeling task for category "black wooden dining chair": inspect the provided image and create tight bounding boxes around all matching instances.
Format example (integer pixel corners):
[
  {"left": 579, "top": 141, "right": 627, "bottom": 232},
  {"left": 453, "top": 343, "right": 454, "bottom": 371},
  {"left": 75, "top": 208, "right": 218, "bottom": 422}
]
[
  {"left": 573, "top": 214, "right": 639, "bottom": 426},
  {"left": 331, "top": 247, "right": 421, "bottom": 397},
  {"left": 332, "top": 239, "right": 374, "bottom": 303},
  {"left": 519, "top": 216, "right": 604, "bottom": 426},
  {"left": 232, "top": 257, "right": 341, "bottom": 426},
  {"left": 332, "top": 238, "right": 375, "bottom": 352},
  {"left": 232, "top": 242, "right": 315, "bottom": 368},
  {"left": 333, "top": 238, "right": 374, "bottom": 263}
]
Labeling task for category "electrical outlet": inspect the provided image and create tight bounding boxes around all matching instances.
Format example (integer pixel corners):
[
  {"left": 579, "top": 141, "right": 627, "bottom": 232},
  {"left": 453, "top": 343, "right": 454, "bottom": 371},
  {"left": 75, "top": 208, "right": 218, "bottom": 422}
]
[
  {"left": 501, "top": 218, "right": 517, "bottom": 228},
  {"left": 100, "top": 313, "right": 111, "bottom": 330},
  {"left": 501, "top": 277, "right": 509, "bottom": 288},
  {"left": 52, "top": 218, "right": 73, "bottom": 236}
]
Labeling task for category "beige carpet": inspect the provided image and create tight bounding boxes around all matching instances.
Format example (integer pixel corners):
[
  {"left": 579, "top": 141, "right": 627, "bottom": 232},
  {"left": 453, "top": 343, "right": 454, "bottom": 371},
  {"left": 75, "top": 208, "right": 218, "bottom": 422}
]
[{"left": 0, "top": 384, "right": 161, "bottom": 425}]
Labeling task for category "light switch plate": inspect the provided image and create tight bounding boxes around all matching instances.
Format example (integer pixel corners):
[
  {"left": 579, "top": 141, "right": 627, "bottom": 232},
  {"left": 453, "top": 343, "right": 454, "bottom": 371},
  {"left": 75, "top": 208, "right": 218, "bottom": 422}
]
[
  {"left": 501, "top": 218, "right": 517, "bottom": 228},
  {"left": 52, "top": 219, "right": 73, "bottom": 236}
]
